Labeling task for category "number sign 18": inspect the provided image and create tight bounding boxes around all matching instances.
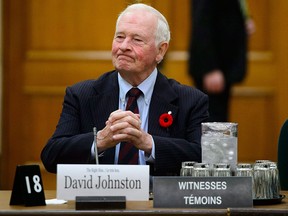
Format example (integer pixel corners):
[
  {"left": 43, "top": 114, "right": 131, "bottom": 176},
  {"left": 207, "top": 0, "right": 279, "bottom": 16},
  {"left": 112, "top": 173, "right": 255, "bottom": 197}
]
[{"left": 10, "top": 165, "right": 46, "bottom": 206}]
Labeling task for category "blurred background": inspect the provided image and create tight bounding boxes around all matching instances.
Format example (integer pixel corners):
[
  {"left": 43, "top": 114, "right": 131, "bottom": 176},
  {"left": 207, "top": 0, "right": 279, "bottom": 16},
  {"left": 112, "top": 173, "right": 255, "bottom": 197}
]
[{"left": 1, "top": 0, "right": 288, "bottom": 190}]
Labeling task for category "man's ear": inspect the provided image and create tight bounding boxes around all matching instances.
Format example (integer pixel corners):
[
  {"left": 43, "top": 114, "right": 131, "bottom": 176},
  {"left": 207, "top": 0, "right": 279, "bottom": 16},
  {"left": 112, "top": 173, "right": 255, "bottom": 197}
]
[{"left": 156, "top": 42, "right": 169, "bottom": 64}]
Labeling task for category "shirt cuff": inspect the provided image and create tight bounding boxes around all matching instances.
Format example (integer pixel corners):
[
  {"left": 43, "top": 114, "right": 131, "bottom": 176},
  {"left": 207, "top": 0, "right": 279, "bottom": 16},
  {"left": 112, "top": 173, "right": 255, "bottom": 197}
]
[
  {"left": 91, "top": 141, "right": 104, "bottom": 158},
  {"left": 145, "top": 138, "right": 155, "bottom": 163}
]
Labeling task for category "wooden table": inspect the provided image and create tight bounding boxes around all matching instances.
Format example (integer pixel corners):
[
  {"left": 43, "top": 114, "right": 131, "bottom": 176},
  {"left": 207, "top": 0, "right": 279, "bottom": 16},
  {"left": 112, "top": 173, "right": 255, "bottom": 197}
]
[{"left": 0, "top": 191, "right": 287, "bottom": 216}]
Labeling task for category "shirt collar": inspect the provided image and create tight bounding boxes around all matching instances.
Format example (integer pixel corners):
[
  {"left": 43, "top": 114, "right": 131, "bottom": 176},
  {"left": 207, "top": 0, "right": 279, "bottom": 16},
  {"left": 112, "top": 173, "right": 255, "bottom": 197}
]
[{"left": 118, "top": 68, "right": 158, "bottom": 105}]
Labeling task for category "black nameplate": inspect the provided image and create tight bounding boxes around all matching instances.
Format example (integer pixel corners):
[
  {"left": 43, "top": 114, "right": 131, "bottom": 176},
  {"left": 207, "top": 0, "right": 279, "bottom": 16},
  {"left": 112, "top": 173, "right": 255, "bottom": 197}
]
[
  {"left": 10, "top": 165, "right": 46, "bottom": 206},
  {"left": 76, "top": 196, "right": 126, "bottom": 210},
  {"left": 153, "top": 176, "right": 252, "bottom": 208}
]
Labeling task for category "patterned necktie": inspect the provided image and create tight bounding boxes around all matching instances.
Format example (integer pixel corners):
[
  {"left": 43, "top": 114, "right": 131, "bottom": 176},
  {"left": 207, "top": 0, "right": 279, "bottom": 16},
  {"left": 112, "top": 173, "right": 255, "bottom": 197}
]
[{"left": 118, "top": 88, "right": 142, "bottom": 164}]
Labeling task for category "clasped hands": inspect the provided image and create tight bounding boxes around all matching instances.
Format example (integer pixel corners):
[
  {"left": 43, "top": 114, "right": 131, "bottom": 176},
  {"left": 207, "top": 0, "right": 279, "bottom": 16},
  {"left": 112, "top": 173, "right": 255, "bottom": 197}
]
[{"left": 96, "top": 109, "right": 152, "bottom": 154}]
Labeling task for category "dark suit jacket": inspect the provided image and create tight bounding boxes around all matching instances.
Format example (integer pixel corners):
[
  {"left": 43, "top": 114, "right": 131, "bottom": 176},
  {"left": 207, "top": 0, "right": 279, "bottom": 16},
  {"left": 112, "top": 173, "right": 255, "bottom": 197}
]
[
  {"left": 41, "top": 70, "right": 209, "bottom": 176},
  {"left": 188, "top": 0, "right": 247, "bottom": 88}
]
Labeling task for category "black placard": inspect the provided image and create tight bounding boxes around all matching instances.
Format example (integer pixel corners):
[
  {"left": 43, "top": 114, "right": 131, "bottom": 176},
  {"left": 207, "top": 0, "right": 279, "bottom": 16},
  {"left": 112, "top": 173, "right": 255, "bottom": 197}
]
[
  {"left": 10, "top": 164, "right": 46, "bottom": 206},
  {"left": 153, "top": 176, "right": 253, "bottom": 208},
  {"left": 75, "top": 196, "right": 126, "bottom": 210}
]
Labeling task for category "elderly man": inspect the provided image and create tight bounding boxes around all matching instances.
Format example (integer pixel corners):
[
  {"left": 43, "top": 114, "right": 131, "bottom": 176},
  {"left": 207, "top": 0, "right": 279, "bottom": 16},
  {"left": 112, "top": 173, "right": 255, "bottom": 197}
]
[{"left": 41, "top": 3, "right": 208, "bottom": 176}]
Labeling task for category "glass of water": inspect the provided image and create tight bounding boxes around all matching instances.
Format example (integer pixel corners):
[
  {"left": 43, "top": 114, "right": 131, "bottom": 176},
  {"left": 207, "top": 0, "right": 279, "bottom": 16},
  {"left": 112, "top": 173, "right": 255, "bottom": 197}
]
[{"left": 201, "top": 122, "right": 238, "bottom": 172}]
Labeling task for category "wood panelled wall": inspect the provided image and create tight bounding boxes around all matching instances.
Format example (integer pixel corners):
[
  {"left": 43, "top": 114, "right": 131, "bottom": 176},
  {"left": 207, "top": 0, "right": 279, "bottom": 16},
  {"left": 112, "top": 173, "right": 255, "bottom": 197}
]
[{"left": 2, "top": 0, "right": 288, "bottom": 189}]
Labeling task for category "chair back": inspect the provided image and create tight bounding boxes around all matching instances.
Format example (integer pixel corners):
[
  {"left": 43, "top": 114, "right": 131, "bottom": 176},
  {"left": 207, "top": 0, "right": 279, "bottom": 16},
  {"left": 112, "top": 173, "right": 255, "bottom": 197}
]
[{"left": 278, "top": 119, "right": 288, "bottom": 190}]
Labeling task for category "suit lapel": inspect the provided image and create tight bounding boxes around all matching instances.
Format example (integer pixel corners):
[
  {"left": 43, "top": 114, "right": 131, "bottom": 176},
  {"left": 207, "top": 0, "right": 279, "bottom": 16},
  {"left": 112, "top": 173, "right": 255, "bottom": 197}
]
[
  {"left": 90, "top": 91, "right": 119, "bottom": 129},
  {"left": 89, "top": 72, "right": 119, "bottom": 129},
  {"left": 89, "top": 72, "right": 119, "bottom": 163},
  {"left": 148, "top": 72, "right": 179, "bottom": 136}
]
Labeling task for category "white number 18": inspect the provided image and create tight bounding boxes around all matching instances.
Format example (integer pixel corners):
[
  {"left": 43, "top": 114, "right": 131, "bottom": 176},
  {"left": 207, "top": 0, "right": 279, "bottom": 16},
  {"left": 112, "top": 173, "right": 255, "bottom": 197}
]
[{"left": 25, "top": 175, "right": 42, "bottom": 194}]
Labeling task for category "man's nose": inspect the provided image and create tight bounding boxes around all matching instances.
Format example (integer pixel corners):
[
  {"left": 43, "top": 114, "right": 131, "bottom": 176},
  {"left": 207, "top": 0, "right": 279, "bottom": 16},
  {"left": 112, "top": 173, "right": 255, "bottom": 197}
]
[{"left": 119, "top": 38, "right": 132, "bottom": 50}]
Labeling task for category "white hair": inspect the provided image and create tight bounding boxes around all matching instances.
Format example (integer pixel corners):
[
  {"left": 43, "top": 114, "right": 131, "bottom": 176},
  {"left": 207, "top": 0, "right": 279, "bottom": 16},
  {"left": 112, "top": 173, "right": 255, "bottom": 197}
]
[{"left": 116, "top": 3, "right": 171, "bottom": 46}]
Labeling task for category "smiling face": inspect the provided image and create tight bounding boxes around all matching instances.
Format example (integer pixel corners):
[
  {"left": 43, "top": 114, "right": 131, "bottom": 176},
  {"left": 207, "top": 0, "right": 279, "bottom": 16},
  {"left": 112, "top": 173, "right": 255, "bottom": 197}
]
[{"left": 112, "top": 10, "right": 168, "bottom": 85}]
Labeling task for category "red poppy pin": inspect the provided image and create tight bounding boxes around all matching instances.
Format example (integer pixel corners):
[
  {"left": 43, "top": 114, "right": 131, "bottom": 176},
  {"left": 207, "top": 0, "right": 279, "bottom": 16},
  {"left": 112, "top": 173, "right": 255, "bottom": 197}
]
[{"left": 159, "top": 111, "right": 173, "bottom": 128}]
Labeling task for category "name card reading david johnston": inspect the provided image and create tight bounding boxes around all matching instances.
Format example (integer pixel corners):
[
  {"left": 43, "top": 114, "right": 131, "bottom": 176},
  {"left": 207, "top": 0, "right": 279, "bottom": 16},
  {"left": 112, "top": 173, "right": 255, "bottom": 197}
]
[
  {"left": 153, "top": 176, "right": 253, "bottom": 208},
  {"left": 57, "top": 164, "right": 149, "bottom": 201}
]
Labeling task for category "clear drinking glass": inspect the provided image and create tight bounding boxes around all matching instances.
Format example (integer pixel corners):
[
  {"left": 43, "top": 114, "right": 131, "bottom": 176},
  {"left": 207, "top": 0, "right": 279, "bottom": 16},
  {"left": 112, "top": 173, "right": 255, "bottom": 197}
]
[
  {"left": 253, "top": 162, "right": 271, "bottom": 199},
  {"left": 192, "top": 163, "right": 210, "bottom": 177},
  {"left": 253, "top": 160, "right": 281, "bottom": 199},
  {"left": 236, "top": 163, "right": 253, "bottom": 177},
  {"left": 212, "top": 163, "right": 231, "bottom": 177},
  {"left": 180, "top": 161, "right": 196, "bottom": 176},
  {"left": 267, "top": 162, "right": 281, "bottom": 198}
]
